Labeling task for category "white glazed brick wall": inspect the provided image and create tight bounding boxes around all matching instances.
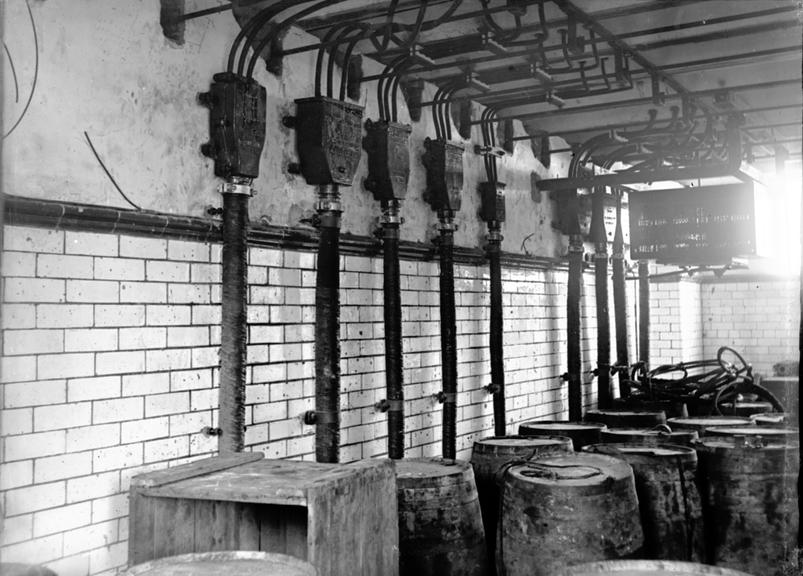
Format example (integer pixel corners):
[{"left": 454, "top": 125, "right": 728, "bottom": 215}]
[
  {"left": 701, "top": 279, "right": 799, "bottom": 376},
  {"left": 1, "top": 225, "right": 609, "bottom": 575},
  {"left": 649, "top": 279, "right": 703, "bottom": 367}
]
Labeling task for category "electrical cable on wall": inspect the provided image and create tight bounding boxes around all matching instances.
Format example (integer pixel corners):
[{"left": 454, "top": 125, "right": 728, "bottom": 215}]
[
  {"left": 83, "top": 131, "right": 142, "bottom": 211},
  {"left": 3, "top": 42, "right": 20, "bottom": 103},
  {"left": 3, "top": 0, "right": 38, "bottom": 140}
]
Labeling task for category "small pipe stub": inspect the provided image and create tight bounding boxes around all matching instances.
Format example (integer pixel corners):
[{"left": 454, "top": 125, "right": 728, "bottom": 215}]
[
  {"left": 303, "top": 410, "right": 317, "bottom": 425},
  {"left": 375, "top": 399, "right": 391, "bottom": 413},
  {"left": 484, "top": 382, "right": 501, "bottom": 394},
  {"left": 201, "top": 426, "right": 222, "bottom": 437}
]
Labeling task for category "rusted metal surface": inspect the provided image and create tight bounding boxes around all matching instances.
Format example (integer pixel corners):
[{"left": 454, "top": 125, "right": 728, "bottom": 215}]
[
  {"left": 292, "top": 97, "right": 364, "bottom": 186},
  {"left": 219, "top": 193, "right": 249, "bottom": 454},
  {"left": 498, "top": 453, "right": 643, "bottom": 576},
  {"left": 422, "top": 139, "right": 464, "bottom": 214},
  {"left": 584, "top": 443, "right": 705, "bottom": 562},
  {"left": 518, "top": 420, "right": 606, "bottom": 451},
  {"left": 395, "top": 458, "right": 488, "bottom": 576},
  {"left": 315, "top": 220, "right": 341, "bottom": 463},
  {"left": 696, "top": 437, "right": 800, "bottom": 574},
  {"left": 470, "top": 435, "right": 573, "bottom": 573}
]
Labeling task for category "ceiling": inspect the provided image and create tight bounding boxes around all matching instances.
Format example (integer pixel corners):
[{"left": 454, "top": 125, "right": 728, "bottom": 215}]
[{"left": 232, "top": 0, "right": 802, "bottom": 179}]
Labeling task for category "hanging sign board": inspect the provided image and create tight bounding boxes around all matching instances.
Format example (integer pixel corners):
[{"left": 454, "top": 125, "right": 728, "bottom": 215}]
[{"left": 628, "top": 181, "right": 767, "bottom": 265}]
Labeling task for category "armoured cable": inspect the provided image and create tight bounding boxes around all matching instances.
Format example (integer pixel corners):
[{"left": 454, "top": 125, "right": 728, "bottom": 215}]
[
  {"left": 439, "top": 217, "right": 458, "bottom": 460},
  {"left": 611, "top": 190, "right": 630, "bottom": 397},
  {"left": 567, "top": 230, "right": 584, "bottom": 421},
  {"left": 382, "top": 203, "right": 405, "bottom": 459},
  {"left": 488, "top": 223, "right": 506, "bottom": 435},
  {"left": 315, "top": 185, "right": 342, "bottom": 463},
  {"left": 591, "top": 186, "right": 612, "bottom": 409},
  {"left": 219, "top": 191, "right": 250, "bottom": 453}
]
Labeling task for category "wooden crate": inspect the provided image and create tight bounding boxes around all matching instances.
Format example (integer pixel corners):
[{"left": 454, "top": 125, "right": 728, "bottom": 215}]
[{"left": 128, "top": 454, "right": 399, "bottom": 576}]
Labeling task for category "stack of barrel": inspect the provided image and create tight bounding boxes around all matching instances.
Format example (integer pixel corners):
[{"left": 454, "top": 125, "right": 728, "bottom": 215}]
[{"left": 480, "top": 407, "right": 800, "bottom": 575}]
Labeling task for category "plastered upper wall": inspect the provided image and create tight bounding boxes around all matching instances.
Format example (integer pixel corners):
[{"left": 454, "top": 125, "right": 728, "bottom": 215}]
[{"left": 2, "top": 0, "right": 572, "bottom": 257}]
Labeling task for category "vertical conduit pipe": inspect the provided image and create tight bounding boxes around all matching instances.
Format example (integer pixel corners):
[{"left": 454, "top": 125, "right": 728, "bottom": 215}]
[
  {"left": 612, "top": 191, "right": 630, "bottom": 396},
  {"left": 567, "top": 232, "right": 584, "bottom": 421},
  {"left": 439, "top": 214, "right": 458, "bottom": 460},
  {"left": 487, "top": 224, "right": 506, "bottom": 436},
  {"left": 638, "top": 260, "right": 650, "bottom": 366},
  {"left": 382, "top": 201, "right": 405, "bottom": 459},
  {"left": 315, "top": 185, "right": 342, "bottom": 463},
  {"left": 219, "top": 184, "right": 250, "bottom": 453},
  {"left": 591, "top": 187, "right": 612, "bottom": 409}
]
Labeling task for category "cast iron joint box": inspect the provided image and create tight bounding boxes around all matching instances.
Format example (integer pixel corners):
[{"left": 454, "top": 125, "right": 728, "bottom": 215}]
[
  {"left": 363, "top": 119, "right": 412, "bottom": 203},
  {"left": 198, "top": 72, "right": 266, "bottom": 180},
  {"left": 290, "top": 97, "right": 364, "bottom": 186},
  {"left": 422, "top": 138, "right": 464, "bottom": 214},
  {"left": 479, "top": 181, "right": 506, "bottom": 224}
]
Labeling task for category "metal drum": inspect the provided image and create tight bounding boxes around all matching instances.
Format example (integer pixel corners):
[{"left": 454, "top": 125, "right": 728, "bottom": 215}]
[
  {"left": 498, "top": 453, "right": 643, "bottom": 576},
  {"left": 666, "top": 417, "right": 752, "bottom": 436},
  {"left": 583, "top": 444, "right": 705, "bottom": 562},
  {"left": 551, "top": 559, "right": 755, "bottom": 575},
  {"left": 121, "top": 552, "right": 317, "bottom": 575},
  {"left": 471, "top": 435, "right": 573, "bottom": 574},
  {"left": 518, "top": 420, "right": 607, "bottom": 450},
  {"left": 695, "top": 437, "right": 799, "bottom": 573},
  {"left": 600, "top": 428, "right": 698, "bottom": 446},
  {"left": 394, "top": 458, "right": 487, "bottom": 576},
  {"left": 585, "top": 409, "right": 667, "bottom": 429},
  {"left": 705, "top": 426, "right": 799, "bottom": 443}
]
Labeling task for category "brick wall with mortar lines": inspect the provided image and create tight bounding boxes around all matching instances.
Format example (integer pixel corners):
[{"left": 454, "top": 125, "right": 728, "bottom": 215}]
[
  {"left": 649, "top": 279, "right": 703, "bottom": 367},
  {"left": 701, "top": 279, "right": 799, "bottom": 377},
  {"left": 1, "top": 224, "right": 611, "bottom": 575}
]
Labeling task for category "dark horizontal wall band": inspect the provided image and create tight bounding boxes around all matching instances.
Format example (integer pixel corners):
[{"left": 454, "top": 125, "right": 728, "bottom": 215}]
[{"left": 3, "top": 194, "right": 570, "bottom": 271}]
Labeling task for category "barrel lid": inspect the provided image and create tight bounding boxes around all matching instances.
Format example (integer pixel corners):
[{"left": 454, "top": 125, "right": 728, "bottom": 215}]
[
  {"left": 668, "top": 417, "right": 753, "bottom": 428},
  {"left": 520, "top": 420, "right": 606, "bottom": 431},
  {"left": 507, "top": 453, "right": 630, "bottom": 486},
  {"left": 752, "top": 412, "right": 789, "bottom": 425},
  {"left": 583, "top": 443, "right": 697, "bottom": 464},
  {"left": 475, "top": 435, "right": 570, "bottom": 447},
  {"left": 705, "top": 426, "right": 798, "bottom": 438},
  {"left": 122, "top": 552, "right": 317, "bottom": 576},
  {"left": 697, "top": 436, "right": 799, "bottom": 451},
  {"left": 587, "top": 409, "right": 665, "bottom": 417},
  {"left": 602, "top": 428, "right": 697, "bottom": 440},
  {"left": 552, "top": 559, "right": 755, "bottom": 576},
  {"left": 395, "top": 457, "right": 469, "bottom": 480}
]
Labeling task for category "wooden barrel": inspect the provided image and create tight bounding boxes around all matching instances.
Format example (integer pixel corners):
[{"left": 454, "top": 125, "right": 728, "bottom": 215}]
[
  {"left": 719, "top": 401, "right": 773, "bottom": 416},
  {"left": 585, "top": 409, "right": 667, "bottom": 429},
  {"left": 121, "top": 552, "right": 317, "bottom": 575},
  {"left": 583, "top": 444, "right": 705, "bottom": 562},
  {"left": 695, "top": 437, "right": 799, "bottom": 573},
  {"left": 551, "top": 559, "right": 756, "bottom": 575},
  {"left": 613, "top": 397, "right": 688, "bottom": 418},
  {"left": 752, "top": 412, "right": 790, "bottom": 427},
  {"left": 600, "top": 428, "right": 698, "bottom": 446},
  {"left": 666, "top": 417, "right": 752, "bottom": 436},
  {"left": 395, "top": 458, "right": 487, "bottom": 576},
  {"left": 518, "top": 420, "right": 607, "bottom": 450},
  {"left": 471, "top": 436, "right": 573, "bottom": 573},
  {"left": 704, "top": 425, "right": 799, "bottom": 443},
  {"left": 0, "top": 565, "right": 58, "bottom": 576},
  {"left": 498, "top": 453, "right": 643, "bottom": 576}
]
